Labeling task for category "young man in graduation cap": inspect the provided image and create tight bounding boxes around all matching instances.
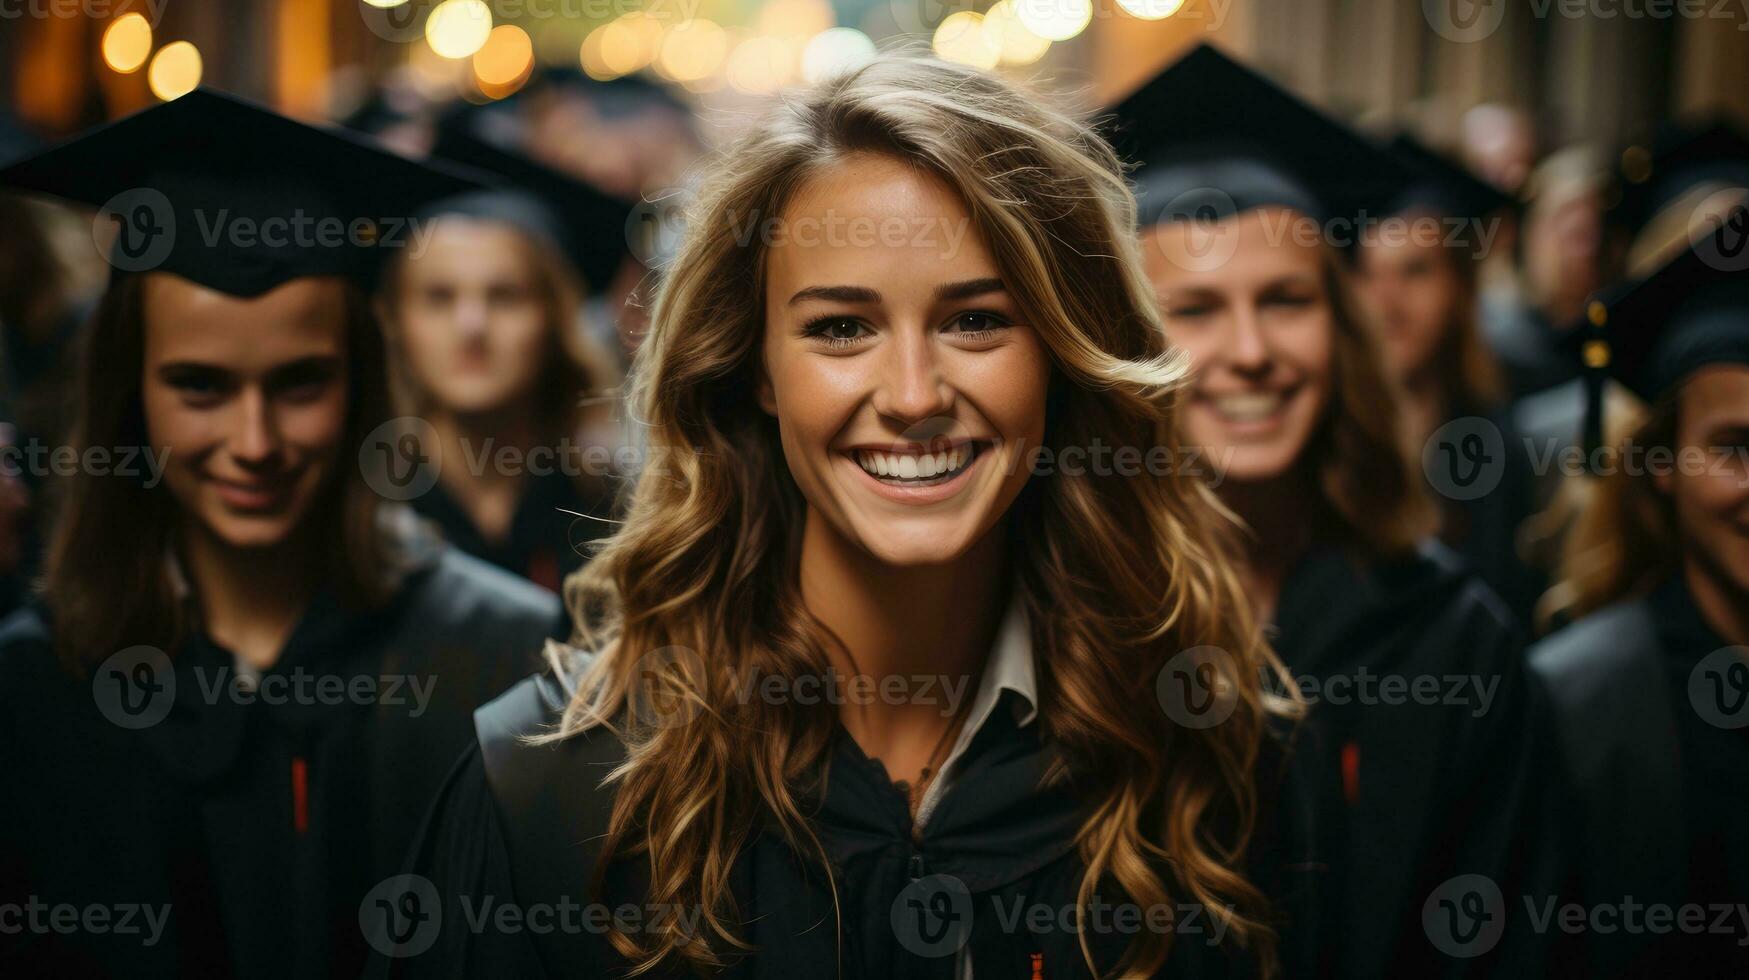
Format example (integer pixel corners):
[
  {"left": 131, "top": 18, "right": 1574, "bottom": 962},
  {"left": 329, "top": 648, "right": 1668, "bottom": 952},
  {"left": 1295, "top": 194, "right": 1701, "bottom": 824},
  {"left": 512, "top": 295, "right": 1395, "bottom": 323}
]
[
  {"left": 375, "top": 124, "right": 631, "bottom": 592},
  {"left": 1112, "top": 43, "right": 1562, "bottom": 978},
  {"left": 0, "top": 90, "right": 565, "bottom": 978},
  {"left": 1532, "top": 207, "right": 1749, "bottom": 978}
]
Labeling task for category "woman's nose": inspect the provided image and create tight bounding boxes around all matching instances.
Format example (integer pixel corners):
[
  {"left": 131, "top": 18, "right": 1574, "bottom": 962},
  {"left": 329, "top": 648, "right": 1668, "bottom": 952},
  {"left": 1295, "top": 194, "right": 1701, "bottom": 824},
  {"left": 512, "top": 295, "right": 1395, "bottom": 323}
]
[
  {"left": 227, "top": 388, "right": 282, "bottom": 466},
  {"left": 870, "top": 328, "right": 955, "bottom": 425}
]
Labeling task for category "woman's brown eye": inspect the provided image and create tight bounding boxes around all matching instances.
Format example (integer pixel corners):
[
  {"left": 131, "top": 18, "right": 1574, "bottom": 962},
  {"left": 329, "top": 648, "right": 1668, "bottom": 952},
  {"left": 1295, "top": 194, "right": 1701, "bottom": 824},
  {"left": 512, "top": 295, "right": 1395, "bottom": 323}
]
[{"left": 949, "top": 312, "right": 1007, "bottom": 333}]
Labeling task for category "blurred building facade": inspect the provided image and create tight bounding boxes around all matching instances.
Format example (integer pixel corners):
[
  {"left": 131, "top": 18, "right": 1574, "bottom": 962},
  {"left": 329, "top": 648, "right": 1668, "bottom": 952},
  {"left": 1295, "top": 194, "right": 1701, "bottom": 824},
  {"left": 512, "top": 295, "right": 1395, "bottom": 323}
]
[{"left": 4, "top": 0, "right": 1747, "bottom": 155}]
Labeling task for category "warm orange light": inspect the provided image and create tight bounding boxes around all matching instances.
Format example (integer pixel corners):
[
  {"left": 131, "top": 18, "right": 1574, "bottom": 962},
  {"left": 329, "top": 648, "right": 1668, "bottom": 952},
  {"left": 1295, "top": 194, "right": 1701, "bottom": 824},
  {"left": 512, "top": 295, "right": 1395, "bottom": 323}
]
[
  {"left": 101, "top": 13, "right": 153, "bottom": 73},
  {"left": 147, "top": 41, "right": 203, "bottom": 101},
  {"left": 473, "top": 24, "right": 533, "bottom": 86}
]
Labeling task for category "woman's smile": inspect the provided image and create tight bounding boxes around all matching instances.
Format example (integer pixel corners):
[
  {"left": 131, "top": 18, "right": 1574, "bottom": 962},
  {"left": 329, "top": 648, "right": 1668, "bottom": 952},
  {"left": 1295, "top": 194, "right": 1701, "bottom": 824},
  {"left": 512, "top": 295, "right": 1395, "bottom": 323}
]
[{"left": 843, "top": 439, "right": 991, "bottom": 503}]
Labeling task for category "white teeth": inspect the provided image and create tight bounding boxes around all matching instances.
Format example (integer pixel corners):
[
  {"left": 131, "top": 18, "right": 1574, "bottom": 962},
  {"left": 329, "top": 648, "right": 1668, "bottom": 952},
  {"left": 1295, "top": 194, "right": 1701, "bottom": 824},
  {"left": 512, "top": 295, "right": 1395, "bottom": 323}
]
[
  {"left": 854, "top": 447, "right": 972, "bottom": 482},
  {"left": 1211, "top": 392, "right": 1284, "bottom": 422}
]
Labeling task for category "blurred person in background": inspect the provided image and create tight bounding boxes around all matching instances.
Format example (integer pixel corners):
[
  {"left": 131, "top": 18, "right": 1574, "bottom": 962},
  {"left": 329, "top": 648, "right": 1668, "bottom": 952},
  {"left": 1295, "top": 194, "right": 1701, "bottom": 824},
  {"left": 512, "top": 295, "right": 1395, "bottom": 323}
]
[
  {"left": 1532, "top": 214, "right": 1749, "bottom": 977},
  {"left": 1483, "top": 145, "right": 1618, "bottom": 399},
  {"left": 1462, "top": 104, "right": 1539, "bottom": 200},
  {"left": 0, "top": 92, "right": 562, "bottom": 979},
  {"left": 1354, "top": 134, "right": 1546, "bottom": 625},
  {"left": 1124, "top": 45, "right": 1558, "bottom": 978},
  {"left": 376, "top": 125, "right": 626, "bottom": 593},
  {"left": 1514, "top": 123, "right": 1749, "bottom": 569},
  {"left": 519, "top": 69, "right": 703, "bottom": 366},
  {"left": 1461, "top": 103, "right": 1539, "bottom": 319}
]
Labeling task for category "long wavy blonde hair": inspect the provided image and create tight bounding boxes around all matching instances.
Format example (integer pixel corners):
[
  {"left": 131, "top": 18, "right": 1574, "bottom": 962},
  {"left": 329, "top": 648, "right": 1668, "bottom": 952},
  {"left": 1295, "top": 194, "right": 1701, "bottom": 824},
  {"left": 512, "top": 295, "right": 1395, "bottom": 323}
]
[
  {"left": 553, "top": 54, "right": 1299, "bottom": 978},
  {"left": 1540, "top": 391, "right": 1678, "bottom": 624}
]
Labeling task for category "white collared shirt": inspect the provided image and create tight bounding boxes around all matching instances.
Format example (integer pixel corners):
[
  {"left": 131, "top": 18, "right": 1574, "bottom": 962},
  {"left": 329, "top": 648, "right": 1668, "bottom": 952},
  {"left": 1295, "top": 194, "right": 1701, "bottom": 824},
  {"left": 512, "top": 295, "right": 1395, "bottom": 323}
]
[{"left": 913, "top": 593, "right": 1039, "bottom": 831}]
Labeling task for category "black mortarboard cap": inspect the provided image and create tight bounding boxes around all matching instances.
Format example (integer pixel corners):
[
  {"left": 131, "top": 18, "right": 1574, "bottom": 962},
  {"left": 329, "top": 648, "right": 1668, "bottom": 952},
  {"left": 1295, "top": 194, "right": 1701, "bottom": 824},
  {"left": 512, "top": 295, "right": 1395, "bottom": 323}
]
[
  {"left": 0, "top": 89, "right": 484, "bottom": 297},
  {"left": 1613, "top": 119, "right": 1749, "bottom": 239},
  {"left": 1108, "top": 44, "right": 1416, "bottom": 233},
  {"left": 428, "top": 125, "right": 634, "bottom": 293},
  {"left": 1580, "top": 204, "right": 1749, "bottom": 458},
  {"left": 526, "top": 67, "right": 690, "bottom": 120},
  {"left": 1384, "top": 133, "right": 1517, "bottom": 221}
]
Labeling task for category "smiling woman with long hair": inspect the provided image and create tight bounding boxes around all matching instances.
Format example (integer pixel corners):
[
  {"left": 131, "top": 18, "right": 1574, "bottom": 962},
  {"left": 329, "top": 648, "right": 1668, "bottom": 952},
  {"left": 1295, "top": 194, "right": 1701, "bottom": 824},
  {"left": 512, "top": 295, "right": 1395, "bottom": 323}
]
[
  {"left": 1124, "top": 45, "right": 1556, "bottom": 978},
  {"left": 378, "top": 54, "right": 1322, "bottom": 979}
]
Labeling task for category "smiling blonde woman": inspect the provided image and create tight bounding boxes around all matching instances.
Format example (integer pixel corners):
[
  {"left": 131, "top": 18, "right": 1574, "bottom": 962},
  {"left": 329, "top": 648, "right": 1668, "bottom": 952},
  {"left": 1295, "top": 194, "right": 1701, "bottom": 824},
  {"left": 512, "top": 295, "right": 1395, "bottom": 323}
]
[{"left": 377, "top": 54, "right": 1319, "bottom": 980}]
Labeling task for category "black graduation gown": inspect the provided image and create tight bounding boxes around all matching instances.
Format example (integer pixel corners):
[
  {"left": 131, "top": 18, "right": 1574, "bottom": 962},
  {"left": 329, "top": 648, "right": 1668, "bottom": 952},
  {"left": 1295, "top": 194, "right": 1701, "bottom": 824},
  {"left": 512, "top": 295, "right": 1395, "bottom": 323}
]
[
  {"left": 411, "top": 469, "right": 614, "bottom": 594},
  {"left": 369, "top": 669, "right": 1334, "bottom": 979},
  {"left": 1272, "top": 541, "right": 1560, "bottom": 978},
  {"left": 0, "top": 543, "right": 563, "bottom": 979},
  {"left": 1435, "top": 404, "right": 1547, "bottom": 627},
  {"left": 1530, "top": 576, "right": 1749, "bottom": 978}
]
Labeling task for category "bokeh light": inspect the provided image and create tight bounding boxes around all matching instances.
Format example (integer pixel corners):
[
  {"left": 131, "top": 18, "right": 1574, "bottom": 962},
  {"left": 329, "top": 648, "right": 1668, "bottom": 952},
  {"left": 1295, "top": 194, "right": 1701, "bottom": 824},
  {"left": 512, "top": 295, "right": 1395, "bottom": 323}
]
[
  {"left": 656, "top": 19, "right": 728, "bottom": 84},
  {"left": 726, "top": 35, "right": 796, "bottom": 94},
  {"left": 933, "top": 11, "right": 999, "bottom": 70},
  {"left": 473, "top": 24, "right": 533, "bottom": 87},
  {"left": 585, "top": 12, "right": 664, "bottom": 80},
  {"left": 985, "top": 1, "right": 1051, "bottom": 66},
  {"left": 1013, "top": 0, "right": 1092, "bottom": 41},
  {"left": 801, "top": 27, "right": 876, "bottom": 83},
  {"left": 1115, "top": 0, "right": 1187, "bottom": 18},
  {"left": 757, "top": 0, "right": 834, "bottom": 40},
  {"left": 147, "top": 41, "right": 202, "bottom": 101},
  {"left": 425, "top": 0, "right": 493, "bottom": 60},
  {"left": 100, "top": 13, "right": 153, "bottom": 74}
]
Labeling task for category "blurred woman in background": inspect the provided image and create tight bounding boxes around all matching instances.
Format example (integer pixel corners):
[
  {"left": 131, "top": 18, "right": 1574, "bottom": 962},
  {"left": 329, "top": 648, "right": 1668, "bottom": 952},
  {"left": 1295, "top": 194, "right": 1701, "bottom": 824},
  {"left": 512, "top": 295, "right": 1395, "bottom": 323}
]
[
  {"left": 1124, "top": 44, "right": 1556, "bottom": 979},
  {"left": 377, "top": 128, "right": 625, "bottom": 592},
  {"left": 1354, "top": 135, "right": 1545, "bottom": 625},
  {"left": 0, "top": 92, "right": 562, "bottom": 979},
  {"left": 1532, "top": 217, "right": 1749, "bottom": 978}
]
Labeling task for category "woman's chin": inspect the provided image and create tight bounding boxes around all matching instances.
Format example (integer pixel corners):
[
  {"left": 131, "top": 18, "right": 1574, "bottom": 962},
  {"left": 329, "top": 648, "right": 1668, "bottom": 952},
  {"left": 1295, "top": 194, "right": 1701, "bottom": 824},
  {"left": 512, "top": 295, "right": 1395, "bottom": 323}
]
[{"left": 845, "top": 517, "right": 986, "bottom": 569}]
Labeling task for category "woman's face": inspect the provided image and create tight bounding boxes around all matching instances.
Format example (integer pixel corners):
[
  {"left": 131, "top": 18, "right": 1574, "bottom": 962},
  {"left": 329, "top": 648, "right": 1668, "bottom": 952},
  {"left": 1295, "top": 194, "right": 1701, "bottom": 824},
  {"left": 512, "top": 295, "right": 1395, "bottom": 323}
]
[
  {"left": 391, "top": 218, "right": 550, "bottom": 416},
  {"left": 1141, "top": 209, "right": 1334, "bottom": 484},
  {"left": 1355, "top": 218, "right": 1463, "bottom": 383},
  {"left": 1660, "top": 365, "right": 1749, "bottom": 598},
  {"left": 759, "top": 153, "right": 1051, "bottom": 567},
  {"left": 142, "top": 274, "right": 350, "bottom": 550}
]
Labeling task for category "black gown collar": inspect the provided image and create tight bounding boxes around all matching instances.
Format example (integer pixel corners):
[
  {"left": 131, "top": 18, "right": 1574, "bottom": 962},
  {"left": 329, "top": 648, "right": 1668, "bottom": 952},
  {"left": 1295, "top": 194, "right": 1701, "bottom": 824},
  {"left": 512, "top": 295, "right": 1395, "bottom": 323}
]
[{"left": 806, "top": 691, "right": 1086, "bottom": 894}]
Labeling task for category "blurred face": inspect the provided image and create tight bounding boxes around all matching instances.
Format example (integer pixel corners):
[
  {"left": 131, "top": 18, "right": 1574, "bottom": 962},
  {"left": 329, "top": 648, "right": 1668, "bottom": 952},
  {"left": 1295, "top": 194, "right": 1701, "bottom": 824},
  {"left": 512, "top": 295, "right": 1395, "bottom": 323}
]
[
  {"left": 142, "top": 274, "right": 350, "bottom": 550},
  {"left": 392, "top": 219, "right": 550, "bottom": 416},
  {"left": 1658, "top": 366, "right": 1749, "bottom": 599},
  {"left": 1525, "top": 185, "right": 1603, "bottom": 307},
  {"left": 1355, "top": 219, "right": 1463, "bottom": 382},
  {"left": 759, "top": 153, "right": 1051, "bottom": 567},
  {"left": 1141, "top": 209, "right": 1334, "bottom": 484}
]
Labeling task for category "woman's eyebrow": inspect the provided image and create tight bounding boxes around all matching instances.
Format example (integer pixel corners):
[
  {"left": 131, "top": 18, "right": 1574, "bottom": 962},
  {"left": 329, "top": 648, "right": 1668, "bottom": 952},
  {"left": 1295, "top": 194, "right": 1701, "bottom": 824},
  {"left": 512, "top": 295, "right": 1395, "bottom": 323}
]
[
  {"left": 935, "top": 277, "right": 1006, "bottom": 301},
  {"left": 788, "top": 284, "right": 881, "bottom": 306}
]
